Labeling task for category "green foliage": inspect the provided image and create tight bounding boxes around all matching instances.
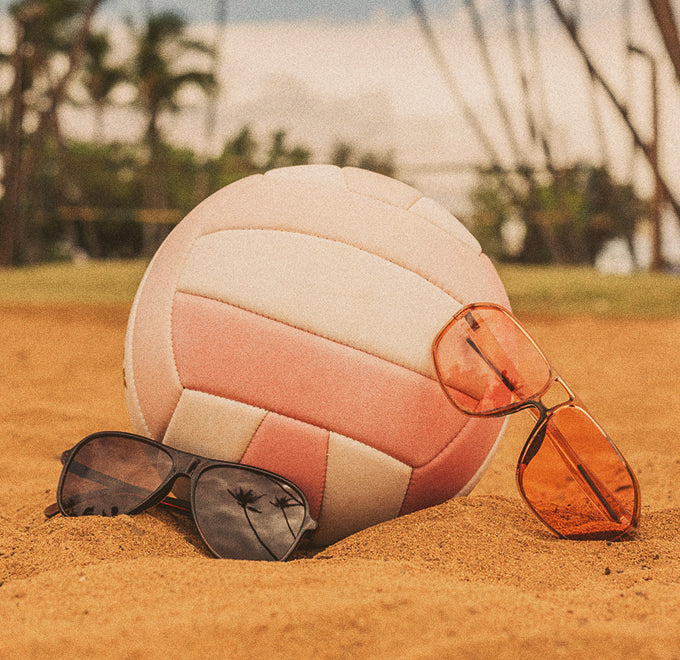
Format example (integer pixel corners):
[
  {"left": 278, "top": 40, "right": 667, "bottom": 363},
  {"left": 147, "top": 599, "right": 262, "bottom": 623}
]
[
  {"left": 0, "top": 6, "right": 403, "bottom": 264},
  {"left": 0, "top": 260, "right": 148, "bottom": 304},
  {"left": 62, "top": 141, "right": 142, "bottom": 208},
  {"left": 264, "top": 129, "right": 312, "bottom": 170},
  {"left": 497, "top": 264, "right": 680, "bottom": 319},
  {"left": 3, "top": 260, "right": 678, "bottom": 320},
  {"left": 49, "top": 125, "right": 403, "bottom": 260},
  {"left": 469, "top": 164, "right": 648, "bottom": 266},
  {"left": 329, "top": 141, "right": 395, "bottom": 177}
]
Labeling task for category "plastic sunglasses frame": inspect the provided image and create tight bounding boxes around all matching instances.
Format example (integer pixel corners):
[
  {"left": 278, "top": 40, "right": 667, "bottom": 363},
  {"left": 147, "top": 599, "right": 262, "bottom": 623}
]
[{"left": 47, "top": 431, "right": 318, "bottom": 561}]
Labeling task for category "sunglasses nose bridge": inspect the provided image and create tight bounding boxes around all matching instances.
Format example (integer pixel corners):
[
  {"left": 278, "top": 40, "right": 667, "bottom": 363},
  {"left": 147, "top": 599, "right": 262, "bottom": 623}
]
[
  {"left": 169, "top": 452, "right": 203, "bottom": 478},
  {"left": 155, "top": 454, "right": 203, "bottom": 502},
  {"left": 522, "top": 398, "right": 548, "bottom": 425},
  {"left": 538, "top": 377, "right": 575, "bottom": 413}
]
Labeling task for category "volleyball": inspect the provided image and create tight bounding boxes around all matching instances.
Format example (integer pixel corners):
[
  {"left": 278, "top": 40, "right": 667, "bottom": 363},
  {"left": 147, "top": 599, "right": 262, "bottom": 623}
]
[{"left": 123, "top": 164, "right": 510, "bottom": 546}]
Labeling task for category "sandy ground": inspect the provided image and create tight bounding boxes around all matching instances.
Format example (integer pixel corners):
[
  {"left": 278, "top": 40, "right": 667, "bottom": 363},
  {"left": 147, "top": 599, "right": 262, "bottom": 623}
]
[{"left": 1, "top": 303, "right": 679, "bottom": 658}]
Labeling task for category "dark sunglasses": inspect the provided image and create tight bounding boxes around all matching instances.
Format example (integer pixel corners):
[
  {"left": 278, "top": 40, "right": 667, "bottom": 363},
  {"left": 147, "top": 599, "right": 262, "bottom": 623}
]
[{"left": 45, "top": 431, "right": 317, "bottom": 561}]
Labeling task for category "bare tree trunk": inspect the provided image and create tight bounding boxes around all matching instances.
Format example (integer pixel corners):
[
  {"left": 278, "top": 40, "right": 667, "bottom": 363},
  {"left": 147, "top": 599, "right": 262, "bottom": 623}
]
[
  {"left": 464, "top": 0, "right": 528, "bottom": 168},
  {"left": 0, "top": 0, "right": 102, "bottom": 266},
  {"left": 547, "top": 0, "right": 680, "bottom": 228},
  {"left": 0, "top": 23, "right": 27, "bottom": 266},
  {"left": 648, "top": 0, "right": 680, "bottom": 85}
]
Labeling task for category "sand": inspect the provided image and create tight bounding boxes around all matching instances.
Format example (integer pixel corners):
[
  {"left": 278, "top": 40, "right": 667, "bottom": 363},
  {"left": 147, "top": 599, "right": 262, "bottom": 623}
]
[{"left": 1, "top": 303, "right": 679, "bottom": 658}]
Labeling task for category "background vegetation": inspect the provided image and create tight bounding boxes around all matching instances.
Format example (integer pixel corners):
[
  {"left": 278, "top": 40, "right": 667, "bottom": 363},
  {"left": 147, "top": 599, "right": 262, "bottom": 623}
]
[
  {"left": 0, "top": 0, "right": 677, "bottom": 274},
  {"left": 0, "top": 0, "right": 395, "bottom": 266},
  {"left": 2, "top": 259, "right": 679, "bottom": 319}
]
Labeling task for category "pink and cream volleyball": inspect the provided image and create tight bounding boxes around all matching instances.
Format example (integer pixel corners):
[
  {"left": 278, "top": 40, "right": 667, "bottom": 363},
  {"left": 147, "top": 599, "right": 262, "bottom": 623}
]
[{"left": 123, "top": 165, "right": 510, "bottom": 546}]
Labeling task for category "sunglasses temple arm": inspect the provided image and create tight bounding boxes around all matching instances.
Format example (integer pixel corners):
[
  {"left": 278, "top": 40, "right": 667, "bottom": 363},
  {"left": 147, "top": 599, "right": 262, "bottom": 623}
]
[
  {"left": 70, "top": 460, "right": 157, "bottom": 498},
  {"left": 44, "top": 502, "right": 60, "bottom": 518},
  {"left": 157, "top": 496, "right": 192, "bottom": 514}
]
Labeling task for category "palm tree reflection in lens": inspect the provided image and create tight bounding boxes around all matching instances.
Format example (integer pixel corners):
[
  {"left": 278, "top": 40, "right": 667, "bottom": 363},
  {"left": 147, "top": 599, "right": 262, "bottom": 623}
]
[
  {"left": 432, "top": 303, "right": 640, "bottom": 541},
  {"left": 195, "top": 467, "right": 308, "bottom": 561}
]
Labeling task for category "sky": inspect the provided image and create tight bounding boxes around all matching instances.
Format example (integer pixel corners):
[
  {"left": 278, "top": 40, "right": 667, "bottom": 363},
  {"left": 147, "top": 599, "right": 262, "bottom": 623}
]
[
  {"left": 0, "top": 0, "right": 457, "bottom": 23},
  {"left": 101, "top": 0, "right": 456, "bottom": 24},
  {"left": 1, "top": 0, "right": 679, "bottom": 267}
]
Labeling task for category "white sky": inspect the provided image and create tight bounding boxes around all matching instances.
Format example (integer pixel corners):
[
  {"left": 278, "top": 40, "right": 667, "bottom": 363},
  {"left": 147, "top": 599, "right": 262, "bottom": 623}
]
[
  {"left": 98, "top": 0, "right": 456, "bottom": 24},
  {"left": 3, "top": 1, "right": 680, "bottom": 216}
]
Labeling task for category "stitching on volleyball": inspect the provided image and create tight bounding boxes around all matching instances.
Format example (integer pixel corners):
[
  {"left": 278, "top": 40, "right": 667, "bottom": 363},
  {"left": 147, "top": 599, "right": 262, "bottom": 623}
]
[{"left": 190, "top": 226, "right": 468, "bottom": 306}]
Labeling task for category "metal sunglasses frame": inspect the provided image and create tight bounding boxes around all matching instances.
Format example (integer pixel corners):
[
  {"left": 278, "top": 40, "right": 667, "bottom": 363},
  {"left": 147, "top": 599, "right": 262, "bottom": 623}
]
[{"left": 432, "top": 302, "right": 641, "bottom": 540}]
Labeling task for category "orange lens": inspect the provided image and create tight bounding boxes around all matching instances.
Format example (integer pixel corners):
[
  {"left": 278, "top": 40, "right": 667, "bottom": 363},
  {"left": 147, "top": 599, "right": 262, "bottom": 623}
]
[
  {"left": 517, "top": 406, "right": 640, "bottom": 540},
  {"left": 433, "top": 305, "right": 551, "bottom": 415}
]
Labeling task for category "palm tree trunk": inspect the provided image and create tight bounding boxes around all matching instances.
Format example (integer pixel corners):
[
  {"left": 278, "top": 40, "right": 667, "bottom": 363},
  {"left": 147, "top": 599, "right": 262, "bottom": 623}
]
[
  {"left": 522, "top": 0, "right": 555, "bottom": 171},
  {"left": 243, "top": 509, "right": 277, "bottom": 560},
  {"left": 410, "top": 0, "right": 504, "bottom": 170},
  {"left": 573, "top": 1, "right": 610, "bottom": 169},
  {"left": 648, "top": 0, "right": 680, "bottom": 85},
  {"left": 464, "top": 0, "right": 528, "bottom": 168},
  {"left": 141, "top": 114, "right": 171, "bottom": 257},
  {"left": 0, "top": 0, "right": 102, "bottom": 266},
  {"left": 0, "top": 22, "right": 27, "bottom": 266},
  {"left": 505, "top": 0, "right": 542, "bottom": 163},
  {"left": 547, "top": 0, "right": 680, "bottom": 226}
]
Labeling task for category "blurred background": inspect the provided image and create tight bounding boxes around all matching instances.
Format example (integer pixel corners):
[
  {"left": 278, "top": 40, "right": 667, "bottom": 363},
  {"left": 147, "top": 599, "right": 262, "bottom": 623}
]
[{"left": 0, "top": 0, "right": 679, "bottom": 274}]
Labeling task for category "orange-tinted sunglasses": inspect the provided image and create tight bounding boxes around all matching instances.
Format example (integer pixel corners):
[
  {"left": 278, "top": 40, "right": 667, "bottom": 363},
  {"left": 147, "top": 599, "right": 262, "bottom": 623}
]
[{"left": 432, "top": 303, "right": 640, "bottom": 541}]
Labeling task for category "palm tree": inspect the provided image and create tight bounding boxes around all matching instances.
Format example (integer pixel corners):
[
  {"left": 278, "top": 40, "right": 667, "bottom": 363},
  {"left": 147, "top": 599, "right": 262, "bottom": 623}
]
[
  {"left": 228, "top": 486, "right": 277, "bottom": 560},
  {"left": 505, "top": 0, "right": 547, "bottom": 170},
  {"left": 521, "top": 0, "right": 555, "bottom": 171},
  {"left": 128, "top": 11, "right": 216, "bottom": 254},
  {"left": 572, "top": 1, "right": 610, "bottom": 170},
  {"left": 410, "top": 0, "right": 503, "bottom": 171},
  {"left": 131, "top": 12, "right": 216, "bottom": 155},
  {"left": 463, "top": 0, "right": 528, "bottom": 169},
  {"left": 81, "top": 31, "right": 128, "bottom": 144},
  {"left": 270, "top": 494, "right": 304, "bottom": 537},
  {"left": 0, "top": 0, "right": 102, "bottom": 265}
]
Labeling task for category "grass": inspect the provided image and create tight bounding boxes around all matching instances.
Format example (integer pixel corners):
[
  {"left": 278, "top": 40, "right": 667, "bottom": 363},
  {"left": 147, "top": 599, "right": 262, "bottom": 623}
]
[
  {"left": 0, "top": 259, "right": 678, "bottom": 318},
  {"left": 0, "top": 260, "right": 148, "bottom": 305},
  {"left": 497, "top": 264, "right": 680, "bottom": 319}
]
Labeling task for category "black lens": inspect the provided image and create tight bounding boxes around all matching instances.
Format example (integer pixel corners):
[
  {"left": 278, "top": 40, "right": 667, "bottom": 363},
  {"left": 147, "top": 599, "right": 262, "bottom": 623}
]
[
  {"left": 59, "top": 434, "right": 174, "bottom": 517},
  {"left": 193, "top": 465, "right": 308, "bottom": 561}
]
